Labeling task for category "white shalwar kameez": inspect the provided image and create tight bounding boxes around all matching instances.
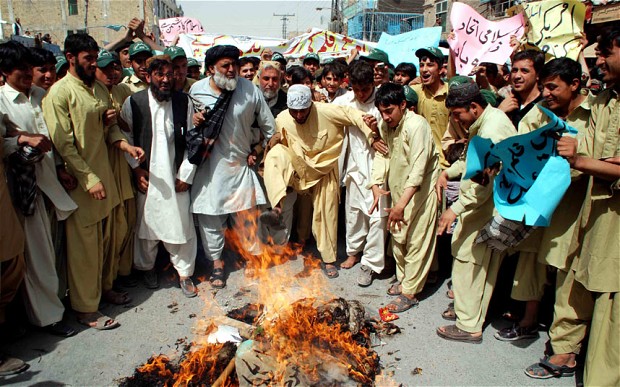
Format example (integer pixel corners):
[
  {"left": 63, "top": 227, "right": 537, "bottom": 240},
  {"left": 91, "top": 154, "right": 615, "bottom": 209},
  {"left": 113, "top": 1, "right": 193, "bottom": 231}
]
[
  {"left": 0, "top": 84, "right": 77, "bottom": 327},
  {"left": 334, "top": 89, "right": 387, "bottom": 273},
  {"left": 120, "top": 90, "right": 197, "bottom": 277},
  {"left": 189, "top": 77, "right": 275, "bottom": 260}
]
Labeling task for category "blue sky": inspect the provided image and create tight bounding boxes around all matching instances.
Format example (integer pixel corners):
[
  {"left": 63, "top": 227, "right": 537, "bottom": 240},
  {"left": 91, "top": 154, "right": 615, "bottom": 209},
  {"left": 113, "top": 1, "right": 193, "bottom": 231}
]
[{"left": 178, "top": 0, "right": 332, "bottom": 39}]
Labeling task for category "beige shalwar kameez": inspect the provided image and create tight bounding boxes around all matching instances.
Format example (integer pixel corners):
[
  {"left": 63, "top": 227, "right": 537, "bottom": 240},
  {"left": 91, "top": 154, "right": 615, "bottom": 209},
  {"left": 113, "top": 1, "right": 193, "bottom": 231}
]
[
  {"left": 445, "top": 106, "right": 515, "bottom": 333},
  {"left": 43, "top": 74, "right": 127, "bottom": 313},
  {"left": 370, "top": 110, "right": 439, "bottom": 295},
  {"left": 264, "top": 103, "right": 375, "bottom": 263}
]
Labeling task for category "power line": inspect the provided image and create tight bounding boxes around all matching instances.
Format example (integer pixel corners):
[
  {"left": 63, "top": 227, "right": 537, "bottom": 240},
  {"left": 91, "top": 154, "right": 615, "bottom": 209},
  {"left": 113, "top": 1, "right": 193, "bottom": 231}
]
[{"left": 273, "top": 13, "right": 295, "bottom": 39}]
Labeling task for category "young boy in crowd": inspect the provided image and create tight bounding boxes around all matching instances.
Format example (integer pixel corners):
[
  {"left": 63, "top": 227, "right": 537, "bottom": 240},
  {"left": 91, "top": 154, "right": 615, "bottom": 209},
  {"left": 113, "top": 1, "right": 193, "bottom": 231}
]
[
  {"left": 393, "top": 62, "right": 417, "bottom": 86},
  {"left": 369, "top": 83, "right": 440, "bottom": 312}
]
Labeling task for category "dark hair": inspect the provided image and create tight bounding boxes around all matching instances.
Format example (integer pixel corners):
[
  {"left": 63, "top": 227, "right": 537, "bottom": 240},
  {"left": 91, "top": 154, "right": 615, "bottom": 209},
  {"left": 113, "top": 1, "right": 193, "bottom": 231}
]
[
  {"left": 0, "top": 41, "right": 34, "bottom": 73},
  {"left": 540, "top": 57, "right": 582, "bottom": 92},
  {"left": 64, "top": 33, "right": 98, "bottom": 56},
  {"left": 480, "top": 62, "right": 498, "bottom": 78},
  {"left": 348, "top": 60, "right": 374, "bottom": 86},
  {"left": 114, "top": 41, "right": 131, "bottom": 53},
  {"left": 30, "top": 48, "right": 57, "bottom": 67},
  {"left": 445, "top": 142, "right": 465, "bottom": 165},
  {"left": 322, "top": 62, "right": 344, "bottom": 79},
  {"left": 500, "top": 63, "right": 510, "bottom": 76},
  {"left": 375, "top": 82, "right": 405, "bottom": 107},
  {"left": 419, "top": 55, "right": 442, "bottom": 67},
  {"left": 512, "top": 49, "right": 544, "bottom": 75},
  {"left": 287, "top": 65, "right": 312, "bottom": 85},
  {"left": 239, "top": 56, "right": 259, "bottom": 68},
  {"left": 147, "top": 58, "right": 172, "bottom": 74},
  {"left": 395, "top": 62, "right": 417, "bottom": 79},
  {"left": 445, "top": 85, "right": 488, "bottom": 109},
  {"left": 597, "top": 28, "right": 620, "bottom": 56}
]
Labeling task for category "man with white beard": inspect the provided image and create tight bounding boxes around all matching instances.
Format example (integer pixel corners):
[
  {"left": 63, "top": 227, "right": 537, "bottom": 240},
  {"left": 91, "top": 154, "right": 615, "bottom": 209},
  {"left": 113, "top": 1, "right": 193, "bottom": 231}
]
[
  {"left": 120, "top": 55, "right": 198, "bottom": 297},
  {"left": 256, "top": 61, "right": 287, "bottom": 118},
  {"left": 189, "top": 45, "right": 275, "bottom": 289}
]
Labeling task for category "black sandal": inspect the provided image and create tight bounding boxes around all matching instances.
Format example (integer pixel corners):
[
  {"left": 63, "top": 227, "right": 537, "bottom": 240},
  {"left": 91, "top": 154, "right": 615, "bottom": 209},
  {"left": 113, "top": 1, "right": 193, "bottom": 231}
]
[
  {"left": 524, "top": 356, "right": 577, "bottom": 379},
  {"left": 209, "top": 268, "right": 226, "bottom": 289}
]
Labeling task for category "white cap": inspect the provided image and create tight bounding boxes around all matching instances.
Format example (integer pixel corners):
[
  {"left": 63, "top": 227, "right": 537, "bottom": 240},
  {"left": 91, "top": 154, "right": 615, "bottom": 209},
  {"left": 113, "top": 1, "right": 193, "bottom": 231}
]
[{"left": 287, "top": 84, "right": 313, "bottom": 109}]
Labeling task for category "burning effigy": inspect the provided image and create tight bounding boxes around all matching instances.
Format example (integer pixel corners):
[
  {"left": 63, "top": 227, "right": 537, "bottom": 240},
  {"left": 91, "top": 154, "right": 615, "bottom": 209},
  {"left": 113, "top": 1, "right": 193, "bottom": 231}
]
[{"left": 119, "top": 211, "right": 399, "bottom": 386}]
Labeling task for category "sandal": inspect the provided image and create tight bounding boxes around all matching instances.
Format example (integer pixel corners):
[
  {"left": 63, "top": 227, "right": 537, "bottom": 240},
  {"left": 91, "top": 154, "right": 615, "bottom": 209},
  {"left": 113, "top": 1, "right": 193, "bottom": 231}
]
[
  {"left": 436, "top": 325, "right": 482, "bottom": 344},
  {"left": 210, "top": 268, "right": 226, "bottom": 289},
  {"left": 442, "top": 303, "right": 456, "bottom": 321},
  {"left": 102, "top": 290, "right": 132, "bottom": 305},
  {"left": 322, "top": 263, "right": 339, "bottom": 279},
  {"left": 387, "top": 282, "right": 402, "bottom": 296},
  {"left": 385, "top": 294, "right": 419, "bottom": 313},
  {"left": 524, "top": 356, "right": 577, "bottom": 379},
  {"left": 77, "top": 312, "right": 120, "bottom": 331}
]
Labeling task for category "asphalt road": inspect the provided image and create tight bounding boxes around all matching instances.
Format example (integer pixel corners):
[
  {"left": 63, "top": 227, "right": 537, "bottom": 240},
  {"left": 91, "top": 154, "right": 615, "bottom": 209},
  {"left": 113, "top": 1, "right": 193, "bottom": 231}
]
[{"left": 1, "top": 243, "right": 577, "bottom": 386}]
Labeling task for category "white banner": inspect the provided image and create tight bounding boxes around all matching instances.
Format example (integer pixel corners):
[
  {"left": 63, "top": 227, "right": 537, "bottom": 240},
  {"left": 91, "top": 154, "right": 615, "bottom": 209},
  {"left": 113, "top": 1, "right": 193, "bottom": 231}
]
[{"left": 176, "top": 28, "right": 375, "bottom": 63}]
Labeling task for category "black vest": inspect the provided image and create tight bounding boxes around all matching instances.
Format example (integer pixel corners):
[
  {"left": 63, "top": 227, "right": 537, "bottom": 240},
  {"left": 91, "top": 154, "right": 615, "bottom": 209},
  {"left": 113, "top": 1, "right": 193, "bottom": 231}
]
[{"left": 129, "top": 90, "right": 188, "bottom": 172}]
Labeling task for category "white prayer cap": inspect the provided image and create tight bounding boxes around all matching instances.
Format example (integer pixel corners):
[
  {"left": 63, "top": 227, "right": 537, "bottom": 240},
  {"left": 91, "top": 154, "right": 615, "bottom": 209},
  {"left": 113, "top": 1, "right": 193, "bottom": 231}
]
[{"left": 287, "top": 84, "right": 312, "bottom": 109}]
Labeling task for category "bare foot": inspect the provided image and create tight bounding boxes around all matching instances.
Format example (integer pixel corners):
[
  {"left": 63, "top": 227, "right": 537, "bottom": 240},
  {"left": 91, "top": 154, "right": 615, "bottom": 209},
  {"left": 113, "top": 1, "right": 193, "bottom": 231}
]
[{"left": 340, "top": 255, "right": 360, "bottom": 269}]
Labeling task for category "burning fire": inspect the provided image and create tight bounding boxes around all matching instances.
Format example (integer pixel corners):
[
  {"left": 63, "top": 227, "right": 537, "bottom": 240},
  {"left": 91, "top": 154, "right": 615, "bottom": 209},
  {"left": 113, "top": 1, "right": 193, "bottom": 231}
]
[{"left": 124, "top": 208, "right": 383, "bottom": 386}]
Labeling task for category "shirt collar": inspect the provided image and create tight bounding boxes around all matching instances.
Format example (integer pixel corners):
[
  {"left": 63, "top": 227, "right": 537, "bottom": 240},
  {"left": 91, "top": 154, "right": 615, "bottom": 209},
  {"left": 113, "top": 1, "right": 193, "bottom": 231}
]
[
  {"left": 469, "top": 105, "right": 491, "bottom": 137},
  {"left": 423, "top": 81, "right": 448, "bottom": 98},
  {"left": 2, "top": 83, "right": 29, "bottom": 102}
]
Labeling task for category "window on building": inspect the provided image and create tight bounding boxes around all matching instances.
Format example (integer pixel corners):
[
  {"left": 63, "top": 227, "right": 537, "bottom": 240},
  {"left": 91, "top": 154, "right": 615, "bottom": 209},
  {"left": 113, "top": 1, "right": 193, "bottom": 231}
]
[
  {"left": 68, "top": 0, "right": 78, "bottom": 16},
  {"left": 435, "top": 0, "right": 448, "bottom": 32}
]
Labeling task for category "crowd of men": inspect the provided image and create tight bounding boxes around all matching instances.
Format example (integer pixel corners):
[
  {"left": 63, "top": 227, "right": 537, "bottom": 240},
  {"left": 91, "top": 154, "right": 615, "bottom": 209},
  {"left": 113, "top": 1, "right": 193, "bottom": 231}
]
[{"left": 0, "top": 17, "right": 618, "bottom": 386}]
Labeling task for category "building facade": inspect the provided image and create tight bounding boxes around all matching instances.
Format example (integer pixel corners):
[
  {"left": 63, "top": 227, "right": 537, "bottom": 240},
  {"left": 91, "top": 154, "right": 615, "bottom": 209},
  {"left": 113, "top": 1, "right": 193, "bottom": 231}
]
[
  {"left": 0, "top": 0, "right": 183, "bottom": 48},
  {"left": 343, "top": 0, "right": 425, "bottom": 42}
]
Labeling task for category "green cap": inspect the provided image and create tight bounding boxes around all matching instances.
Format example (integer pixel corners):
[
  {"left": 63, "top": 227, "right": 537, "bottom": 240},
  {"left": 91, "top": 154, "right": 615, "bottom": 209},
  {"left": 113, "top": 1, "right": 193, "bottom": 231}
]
[
  {"left": 272, "top": 52, "right": 286, "bottom": 64},
  {"left": 55, "top": 55, "right": 68, "bottom": 73},
  {"left": 480, "top": 89, "right": 498, "bottom": 107},
  {"left": 303, "top": 53, "right": 320, "bottom": 64},
  {"left": 187, "top": 58, "right": 200, "bottom": 68},
  {"left": 163, "top": 46, "right": 186, "bottom": 61},
  {"left": 404, "top": 85, "right": 418, "bottom": 106},
  {"left": 361, "top": 48, "right": 390, "bottom": 66},
  {"left": 97, "top": 49, "right": 120, "bottom": 68},
  {"left": 129, "top": 42, "right": 152, "bottom": 59},
  {"left": 415, "top": 46, "right": 444, "bottom": 62},
  {"left": 448, "top": 75, "right": 474, "bottom": 89}
]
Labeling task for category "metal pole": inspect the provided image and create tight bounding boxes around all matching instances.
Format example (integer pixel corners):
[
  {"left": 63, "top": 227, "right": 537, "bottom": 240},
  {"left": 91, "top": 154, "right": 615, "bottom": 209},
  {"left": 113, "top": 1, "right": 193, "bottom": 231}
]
[{"left": 273, "top": 13, "right": 295, "bottom": 39}]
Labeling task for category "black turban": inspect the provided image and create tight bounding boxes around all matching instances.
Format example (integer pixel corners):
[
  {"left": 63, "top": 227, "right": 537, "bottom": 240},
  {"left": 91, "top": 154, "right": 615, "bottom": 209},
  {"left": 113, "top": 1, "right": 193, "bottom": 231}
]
[{"left": 204, "top": 45, "right": 240, "bottom": 67}]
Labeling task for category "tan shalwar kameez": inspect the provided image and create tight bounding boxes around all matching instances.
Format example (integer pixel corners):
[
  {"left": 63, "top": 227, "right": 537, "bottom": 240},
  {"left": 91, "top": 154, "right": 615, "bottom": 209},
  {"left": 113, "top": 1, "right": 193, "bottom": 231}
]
[
  {"left": 411, "top": 82, "right": 449, "bottom": 168},
  {"left": 568, "top": 88, "right": 619, "bottom": 387},
  {"left": 370, "top": 110, "right": 440, "bottom": 295},
  {"left": 0, "top": 135, "right": 25, "bottom": 325},
  {"left": 43, "top": 74, "right": 127, "bottom": 313},
  {"left": 511, "top": 98, "right": 592, "bottom": 303},
  {"left": 107, "top": 83, "right": 136, "bottom": 280},
  {"left": 445, "top": 106, "right": 515, "bottom": 333},
  {"left": 264, "top": 103, "right": 375, "bottom": 263}
]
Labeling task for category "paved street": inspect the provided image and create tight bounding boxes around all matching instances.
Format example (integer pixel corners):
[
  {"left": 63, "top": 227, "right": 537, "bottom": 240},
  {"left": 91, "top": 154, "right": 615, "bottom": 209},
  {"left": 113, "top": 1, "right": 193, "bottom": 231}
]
[{"left": 1, "top": 246, "right": 576, "bottom": 386}]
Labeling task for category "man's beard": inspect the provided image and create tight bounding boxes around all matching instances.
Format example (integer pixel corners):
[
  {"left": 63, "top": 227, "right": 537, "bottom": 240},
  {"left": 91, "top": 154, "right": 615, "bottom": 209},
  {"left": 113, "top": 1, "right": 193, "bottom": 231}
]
[
  {"left": 150, "top": 83, "right": 171, "bottom": 102},
  {"left": 75, "top": 60, "right": 95, "bottom": 85},
  {"left": 262, "top": 88, "right": 277, "bottom": 100},
  {"left": 213, "top": 70, "right": 238, "bottom": 91}
]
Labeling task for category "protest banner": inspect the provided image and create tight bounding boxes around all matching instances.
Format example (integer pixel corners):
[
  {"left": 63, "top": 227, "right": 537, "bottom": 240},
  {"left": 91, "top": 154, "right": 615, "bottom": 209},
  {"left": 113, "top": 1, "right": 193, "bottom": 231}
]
[
  {"left": 176, "top": 28, "right": 374, "bottom": 62},
  {"left": 449, "top": 2, "right": 525, "bottom": 75},
  {"left": 464, "top": 107, "right": 577, "bottom": 226},
  {"left": 376, "top": 27, "right": 442, "bottom": 68},
  {"left": 159, "top": 17, "right": 205, "bottom": 46},
  {"left": 522, "top": 0, "right": 586, "bottom": 60}
]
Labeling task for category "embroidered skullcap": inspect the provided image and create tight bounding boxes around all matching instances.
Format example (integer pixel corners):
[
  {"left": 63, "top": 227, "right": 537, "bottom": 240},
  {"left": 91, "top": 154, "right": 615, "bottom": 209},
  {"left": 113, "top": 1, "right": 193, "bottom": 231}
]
[
  {"left": 287, "top": 84, "right": 312, "bottom": 109},
  {"left": 204, "top": 45, "right": 240, "bottom": 67}
]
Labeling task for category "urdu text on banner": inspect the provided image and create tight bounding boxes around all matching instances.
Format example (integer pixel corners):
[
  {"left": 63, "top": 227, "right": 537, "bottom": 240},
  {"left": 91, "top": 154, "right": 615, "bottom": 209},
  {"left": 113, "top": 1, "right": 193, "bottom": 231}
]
[
  {"left": 449, "top": 2, "right": 525, "bottom": 76},
  {"left": 522, "top": 0, "right": 586, "bottom": 61}
]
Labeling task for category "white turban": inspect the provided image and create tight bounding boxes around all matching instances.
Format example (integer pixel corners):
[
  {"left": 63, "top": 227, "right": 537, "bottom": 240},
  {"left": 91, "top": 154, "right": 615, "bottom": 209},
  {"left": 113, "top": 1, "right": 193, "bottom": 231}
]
[{"left": 287, "top": 84, "right": 312, "bottom": 109}]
